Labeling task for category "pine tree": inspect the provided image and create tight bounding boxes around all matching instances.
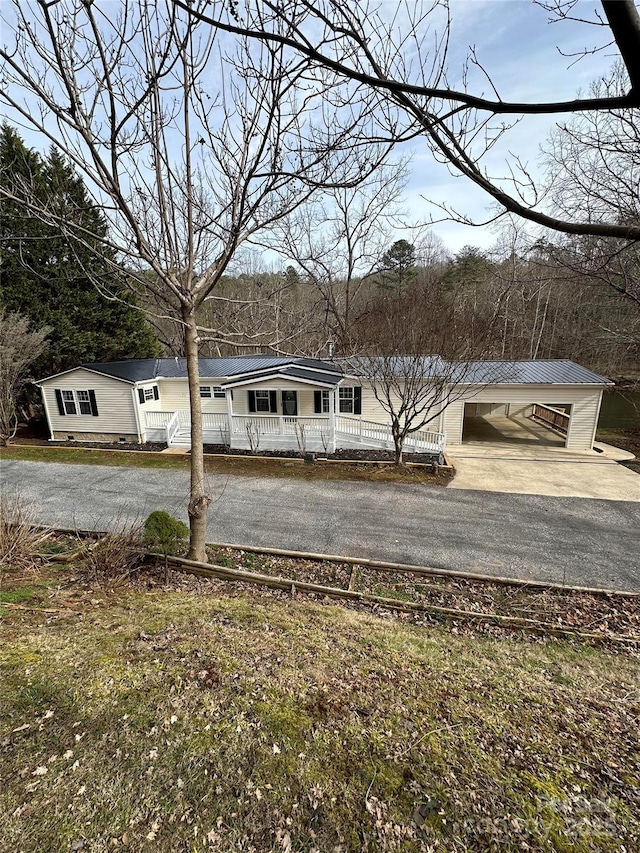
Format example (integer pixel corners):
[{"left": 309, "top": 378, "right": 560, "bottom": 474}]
[
  {"left": 0, "top": 124, "right": 159, "bottom": 377},
  {"left": 378, "top": 240, "right": 416, "bottom": 289}
]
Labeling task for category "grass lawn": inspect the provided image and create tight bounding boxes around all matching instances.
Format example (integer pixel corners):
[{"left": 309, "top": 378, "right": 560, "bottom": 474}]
[
  {"left": 0, "top": 444, "right": 453, "bottom": 485},
  {"left": 1, "top": 568, "right": 639, "bottom": 852}
]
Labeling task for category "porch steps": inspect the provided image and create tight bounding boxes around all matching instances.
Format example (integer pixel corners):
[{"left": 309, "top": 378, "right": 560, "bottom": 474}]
[{"left": 169, "top": 429, "right": 192, "bottom": 448}]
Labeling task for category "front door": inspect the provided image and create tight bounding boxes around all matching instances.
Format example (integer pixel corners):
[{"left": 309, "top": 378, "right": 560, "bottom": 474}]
[{"left": 281, "top": 390, "right": 298, "bottom": 416}]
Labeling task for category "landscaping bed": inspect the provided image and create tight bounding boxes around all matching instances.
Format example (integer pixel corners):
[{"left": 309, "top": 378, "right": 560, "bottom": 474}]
[
  {"left": 202, "top": 444, "right": 442, "bottom": 465},
  {"left": 1, "top": 444, "right": 454, "bottom": 484}
]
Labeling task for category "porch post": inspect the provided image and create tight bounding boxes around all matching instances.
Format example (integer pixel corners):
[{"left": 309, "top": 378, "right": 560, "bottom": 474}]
[
  {"left": 329, "top": 387, "right": 336, "bottom": 453},
  {"left": 225, "top": 390, "right": 234, "bottom": 447}
]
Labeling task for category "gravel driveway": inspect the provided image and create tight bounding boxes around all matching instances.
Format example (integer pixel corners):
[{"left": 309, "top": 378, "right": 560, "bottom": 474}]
[{"left": 3, "top": 458, "right": 640, "bottom": 592}]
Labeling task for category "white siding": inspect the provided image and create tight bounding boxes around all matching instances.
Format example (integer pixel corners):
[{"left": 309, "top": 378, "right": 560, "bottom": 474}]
[
  {"left": 155, "top": 379, "right": 190, "bottom": 411},
  {"left": 358, "top": 381, "right": 394, "bottom": 422},
  {"left": 41, "top": 369, "right": 137, "bottom": 439},
  {"left": 565, "top": 391, "right": 603, "bottom": 450},
  {"left": 442, "top": 400, "right": 465, "bottom": 445},
  {"left": 150, "top": 379, "right": 227, "bottom": 414}
]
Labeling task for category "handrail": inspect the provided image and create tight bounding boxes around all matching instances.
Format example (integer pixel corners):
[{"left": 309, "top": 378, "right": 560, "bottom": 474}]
[
  {"left": 144, "top": 411, "right": 174, "bottom": 428},
  {"left": 531, "top": 403, "right": 569, "bottom": 435},
  {"left": 230, "top": 414, "right": 330, "bottom": 435},
  {"left": 336, "top": 415, "right": 445, "bottom": 452},
  {"left": 166, "top": 410, "right": 180, "bottom": 445}
]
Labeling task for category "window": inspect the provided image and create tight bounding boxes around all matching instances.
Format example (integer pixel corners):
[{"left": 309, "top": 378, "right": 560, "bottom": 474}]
[
  {"left": 255, "top": 390, "right": 271, "bottom": 412},
  {"left": 61, "top": 390, "right": 77, "bottom": 415},
  {"left": 137, "top": 386, "right": 159, "bottom": 404},
  {"left": 201, "top": 385, "right": 225, "bottom": 399},
  {"left": 338, "top": 386, "right": 362, "bottom": 415},
  {"left": 55, "top": 389, "right": 99, "bottom": 417},
  {"left": 314, "top": 390, "right": 331, "bottom": 414},
  {"left": 248, "top": 389, "right": 277, "bottom": 413},
  {"left": 77, "top": 390, "right": 92, "bottom": 415}
]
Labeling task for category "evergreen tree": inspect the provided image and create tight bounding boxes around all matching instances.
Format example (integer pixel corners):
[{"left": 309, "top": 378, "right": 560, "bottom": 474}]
[
  {"left": 378, "top": 239, "right": 416, "bottom": 289},
  {"left": 0, "top": 124, "right": 159, "bottom": 377}
]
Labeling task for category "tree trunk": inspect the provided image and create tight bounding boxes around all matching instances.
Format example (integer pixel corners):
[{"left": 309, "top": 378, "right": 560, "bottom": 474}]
[
  {"left": 182, "top": 304, "right": 211, "bottom": 562},
  {"left": 393, "top": 428, "right": 404, "bottom": 467}
]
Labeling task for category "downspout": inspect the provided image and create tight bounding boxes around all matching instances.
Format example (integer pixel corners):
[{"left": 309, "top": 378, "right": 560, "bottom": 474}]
[
  {"left": 225, "top": 388, "right": 234, "bottom": 448},
  {"left": 131, "top": 385, "right": 143, "bottom": 444},
  {"left": 329, "top": 383, "right": 336, "bottom": 453}
]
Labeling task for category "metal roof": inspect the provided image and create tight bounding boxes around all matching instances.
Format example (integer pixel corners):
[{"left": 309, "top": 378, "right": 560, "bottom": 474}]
[
  {"left": 38, "top": 355, "right": 341, "bottom": 383},
  {"left": 456, "top": 359, "right": 613, "bottom": 386},
  {"left": 338, "top": 355, "right": 447, "bottom": 377},
  {"left": 222, "top": 365, "right": 343, "bottom": 388},
  {"left": 38, "top": 356, "right": 611, "bottom": 387}
]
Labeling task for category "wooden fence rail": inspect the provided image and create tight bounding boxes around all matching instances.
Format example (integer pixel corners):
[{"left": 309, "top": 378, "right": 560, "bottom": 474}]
[{"left": 531, "top": 403, "right": 570, "bottom": 434}]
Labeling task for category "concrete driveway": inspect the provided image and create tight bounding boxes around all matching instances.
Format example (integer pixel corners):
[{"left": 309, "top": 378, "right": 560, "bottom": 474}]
[
  {"left": 2, "top": 458, "right": 639, "bottom": 591},
  {"left": 446, "top": 424, "right": 640, "bottom": 501},
  {"left": 447, "top": 450, "right": 640, "bottom": 500}
]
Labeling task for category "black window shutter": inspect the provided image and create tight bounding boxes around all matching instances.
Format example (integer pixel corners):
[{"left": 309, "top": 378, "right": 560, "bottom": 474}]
[
  {"left": 138, "top": 388, "right": 145, "bottom": 404},
  {"left": 314, "top": 390, "right": 321, "bottom": 413},
  {"left": 248, "top": 390, "right": 256, "bottom": 412},
  {"left": 354, "top": 387, "right": 362, "bottom": 415},
  {"left": 55, "top": 389, "right": 65, "bottom": 416},
  {"left": 88, "top": 390, "right": 99, "bottom": 417},
  {"left": 269, "top": 390, "right": 277, "bottom": 413},
  {"left": 153, "top": 386, "right": 159, "bottom": 400}
]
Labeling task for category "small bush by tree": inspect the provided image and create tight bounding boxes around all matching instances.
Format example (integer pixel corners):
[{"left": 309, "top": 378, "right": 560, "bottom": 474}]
[{"left": 144, "top": 511, "right": 190, "bottom": 557}]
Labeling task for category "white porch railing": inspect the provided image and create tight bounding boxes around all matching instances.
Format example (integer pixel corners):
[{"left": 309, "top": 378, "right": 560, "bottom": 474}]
[
  {"left": 203, "top": 412, "right": 230, "bottom": 431},
  {"left": 230, "top": 415, "right": 330, "bottom": 436},
  {"left": 147, "top": 409, "right": 445, "bottom": 454},
  {"left": 336, "top": 415, "right": 446, "bottom": 453},
  {"left": 166, "top": 411, "right": 180, "bottom": 445},
  {"left": 145, "top": 411, "right": 173, "bottom": 428}
]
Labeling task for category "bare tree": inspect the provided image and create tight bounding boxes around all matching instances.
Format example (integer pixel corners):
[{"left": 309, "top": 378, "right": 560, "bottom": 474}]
[
  {"left": 541, "top": 63, "right": 640, "bottom": 307},
  {"left": 269, "top": 161, "right": 410, "bottom": 352},
  {"left": 348, "top": 285, "right": 502, "bottom": 465},
  {"left": 0, "top": 310, "right": 48, "bottom": 446},
  {"left": 181, "top": 0, "right": 640, "bottom": 242},
  {"left": 0, "top": 1, "right": 383, "bottom": 559}
]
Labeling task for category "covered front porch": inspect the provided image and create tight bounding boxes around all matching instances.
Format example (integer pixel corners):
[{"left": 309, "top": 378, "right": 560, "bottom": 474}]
[{"left": 143, "top": 409, "right": 446, "bottom": 457}]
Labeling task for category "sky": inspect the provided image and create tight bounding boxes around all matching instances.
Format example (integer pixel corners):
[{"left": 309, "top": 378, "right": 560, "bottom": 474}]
[
  {"left": 0, "top": 0, "right": 631, "bottom": 261},
  {"left": 398, "top": 0, "right": 627, "bottom": 253}
]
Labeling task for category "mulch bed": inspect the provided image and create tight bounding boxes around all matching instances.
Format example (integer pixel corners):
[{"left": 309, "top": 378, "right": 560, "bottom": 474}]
[
  {"left": 202, "top": 444, "right": 441, "bottom": 464},
  {"left": 12, "top": 432, "right": 439, "bottom": 464}
]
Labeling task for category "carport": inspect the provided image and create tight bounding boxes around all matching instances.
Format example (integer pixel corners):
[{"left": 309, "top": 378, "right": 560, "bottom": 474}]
[
  {"left": 462, "top": 404, "right": 567, "bottom": 447},
  {"left": 441, "top": 360, "right": 614, "bottom": 451}
]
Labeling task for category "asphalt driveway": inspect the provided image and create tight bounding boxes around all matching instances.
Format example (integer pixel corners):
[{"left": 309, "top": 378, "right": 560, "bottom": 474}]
[{"left": 2, "top": 458, "right": 639, "bottom": 592}]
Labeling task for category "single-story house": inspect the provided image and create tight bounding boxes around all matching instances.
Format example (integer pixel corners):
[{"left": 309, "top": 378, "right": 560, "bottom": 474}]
[{"left": 35, "top": 355, "right": 613, "bottom": 456}]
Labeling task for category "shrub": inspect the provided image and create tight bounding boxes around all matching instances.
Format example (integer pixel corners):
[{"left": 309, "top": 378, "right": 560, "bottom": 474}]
[
  {"left": 0, "top": 493, "right": 51, "bottom": 573},
  {"left": 83, "top": 520, "right": 144, "bottom": 585},
  {"left": 144, "top": 511, "right": 189, "bottom": 556}
]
